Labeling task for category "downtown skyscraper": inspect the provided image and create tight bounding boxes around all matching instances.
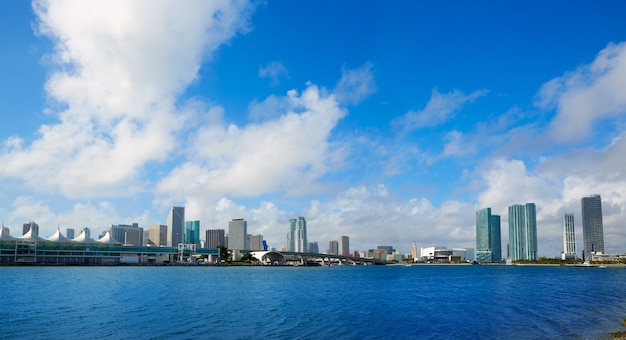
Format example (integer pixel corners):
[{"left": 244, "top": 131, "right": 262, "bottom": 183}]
[
  {"left": 167, "top": 206, "right": 184, "bottom": 247},
  {"left": 287, "top": 217, "right": 307, "bottom": 252},
  {"left": 562, "top": 213, "right": 576, "bottom": 260},
  {"left": 581, "top": 194, "right": 604, "bottom": 259},
  {"left": 475, "top": 208, "right": 502, "bottom": 263},
  {"left": 508, "top": 203, "right": 537, "bottom": 261}
]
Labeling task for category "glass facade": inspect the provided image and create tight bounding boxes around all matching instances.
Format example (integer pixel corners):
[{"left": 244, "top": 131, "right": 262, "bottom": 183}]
[
  {"left": 581, "top": 194, "right": 604, "bottom": 258},
  {"left": 508, "top": 203, "right": 537, "bottom": 261},
  {"left": 475, "top": 208, "right": 502, "bottom": 262}
]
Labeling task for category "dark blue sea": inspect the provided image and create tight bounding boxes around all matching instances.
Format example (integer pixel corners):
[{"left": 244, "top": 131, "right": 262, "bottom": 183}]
[{"left": 1, "top": 265, "right": 625, "bottom": 339}]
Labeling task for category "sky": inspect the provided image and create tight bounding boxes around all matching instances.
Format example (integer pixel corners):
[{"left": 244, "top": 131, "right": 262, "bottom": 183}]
[{"left": 1, "top": 0, "right": 626, "bottom": 257}]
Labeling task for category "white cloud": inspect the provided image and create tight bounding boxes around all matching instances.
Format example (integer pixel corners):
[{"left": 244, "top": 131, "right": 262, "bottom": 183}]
[
  {"left": 259, "top": 61, "right": 289, "bottom": 86},
  {"left": 157, "top": 83, "right": 347, "bottom": 209},
  {"left": 392, "top": 88, "right": 488, "bottom": 131},
  {"left": 333, "top": 62, "right": 377, "bottom": 106},
  {"left": 537, "top": 42, "right": 626, "bottom": 142},
  {"left": 0, "top": 0, "right": 255, "bottom": 198}
]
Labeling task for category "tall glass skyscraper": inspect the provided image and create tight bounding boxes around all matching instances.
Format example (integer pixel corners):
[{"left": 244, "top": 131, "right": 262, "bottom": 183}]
[
  {"left": 475, "top": 208, "right": 502, "bottom": 263},
  {"left": 184, "top": 220, "right": 200, "bottom": 245},
  {"left": 508, "top": 203, "right": 537, "bottom": 261},
  {"left": 167, "top": 206, "right": 184, "bottom": 247},
  {"left": 562, "top": 213, "right": 576, "bottom": 260},
  {"left": 287, "top": 217, "right": 307, "bottom": 252},
  {"left": 581, "top": 194, "right": 604, "bottom": 259}
]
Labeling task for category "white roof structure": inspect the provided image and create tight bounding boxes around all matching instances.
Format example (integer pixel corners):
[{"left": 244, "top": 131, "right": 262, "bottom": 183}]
[
  {"left": 45, "top": 228, "right": 71, "bottom": 243},
  {"left": 17, "top": 228, "right": 48, "bottom": 242},
  {"left": 97, "top": 231, "right": 122, "bottom": 245},
  {"left": 0, "top": 228, "right": 16, "bottom": 241},
  {"left": 71, "top": 230, "right": 98, "bottom": 243}
]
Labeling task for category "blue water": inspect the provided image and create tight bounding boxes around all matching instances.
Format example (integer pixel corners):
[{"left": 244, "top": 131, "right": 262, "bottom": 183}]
[{"left": 1, "top": 265, "right": 625, "bottom": 339}]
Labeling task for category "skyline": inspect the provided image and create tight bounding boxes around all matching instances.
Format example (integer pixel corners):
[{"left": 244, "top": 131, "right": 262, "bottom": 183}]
[{"left": 1, "top": 1, "right": 626, "bottom": 256}]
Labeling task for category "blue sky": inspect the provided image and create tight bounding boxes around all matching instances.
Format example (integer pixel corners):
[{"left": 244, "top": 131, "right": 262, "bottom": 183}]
[{"left": 1, "top": 0, "right": 626, "bottom": 257}]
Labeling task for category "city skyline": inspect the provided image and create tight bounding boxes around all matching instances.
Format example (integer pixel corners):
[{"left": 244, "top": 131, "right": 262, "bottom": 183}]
[{"left": 1, "top": 2, "right": 626, "bottom": 257}]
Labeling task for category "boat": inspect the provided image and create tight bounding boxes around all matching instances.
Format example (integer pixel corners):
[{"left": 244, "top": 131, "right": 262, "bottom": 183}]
[{"left": 575, "top": 261, "right": 595, "bottom": 267}]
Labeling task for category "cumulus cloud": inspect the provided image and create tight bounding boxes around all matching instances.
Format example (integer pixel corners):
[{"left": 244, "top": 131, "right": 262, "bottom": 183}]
[
  {"left": 537, "top": 42, "right": 626, "bottom": 142},
  {"left": 392, "top": 88, "right": 488, "bottom": 131},
  {"left": 0, "top": 0, "right": 255, "bottom": 198},
  {"left": 259, "top": 61, "right": 289, "bottom": 86},
  {"left": 157, "top": 83, "right": 347, "bottom": 209},
  {"left": 333, "top": 62, "right": 377, "bottom": 106}
]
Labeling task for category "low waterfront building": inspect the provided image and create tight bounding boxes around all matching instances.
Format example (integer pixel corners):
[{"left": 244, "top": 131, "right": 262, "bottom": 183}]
[{"left": 0, "top": 229, "right": 219, "bottom": 265}]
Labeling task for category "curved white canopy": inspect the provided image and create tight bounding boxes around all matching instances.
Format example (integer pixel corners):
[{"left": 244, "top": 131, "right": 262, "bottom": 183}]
[
  {"left": 71, "top": 230, "right": 98, "bottom": 243},
  {"left": 18, "top": 228, "right": 48, "bottom": 242},
  {"left": 97, "top": 231, "right": 122, "bottom": 245},
  {"left": 0, "top": 228, "right": 16, "bottom": 241},
  {"left": 45, "top": 228, "right": 71, "bottom": 243}
]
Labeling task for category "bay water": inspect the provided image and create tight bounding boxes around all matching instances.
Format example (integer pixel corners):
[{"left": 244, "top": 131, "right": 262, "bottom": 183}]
[{"left": 1, "top": 265, "right": 625, "bottom": 339}]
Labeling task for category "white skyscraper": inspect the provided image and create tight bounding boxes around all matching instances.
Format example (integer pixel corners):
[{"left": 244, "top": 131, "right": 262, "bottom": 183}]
[
  {"left": 287, "top": 217, "right": 307, "bottom": 252},
  {"left": 562, "top": 213, "right": 576, "bottom": 260}
]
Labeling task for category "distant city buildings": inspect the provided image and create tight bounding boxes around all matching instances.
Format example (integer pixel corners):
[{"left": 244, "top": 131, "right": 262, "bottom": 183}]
[
  {"left": 287, "top": 217, "right": 307, "bottom": 252},
  {"left": 562, "top": 213, "right": 576, "bottom": 260},
  {"left": 167, "top": 206, "right": 184, "bottom": 247},
  {"left": 184, "top": 220, "right": 200, "bottom": 245},
  {"left": 249, "top": 234, "right": 264, "bottom": 251},
  {"left": 205, "top": 229, "right": 225, "bottom": 248},
  {"left": 22, "top": 221, "right": 39, "bottom": 236},
  {"left": 475, "top": 208, "right": 502, "bottom": 263},
  {"left": 308, "top": 242, "right": 319, "bottom": 253},
  {"left": 328, "top": 240, "right": 338, "bottom": 255},
  {"left": 65, "top": 228, "right": 75, "bottom": 239},
  {"left": 339, "top": 235, "right": 349, "bottom": 256},
  {"left": 109, "top": 223, "right": 143, "bottom": 246},
  {"left": 581, "top": 194, "right": 604, "bottom": 259},
  {"left": 148, "top": 225, "right": 167, "bottom": 246},
  {"left": 508, "top": 203, "right": 538, "bottom": 261}
]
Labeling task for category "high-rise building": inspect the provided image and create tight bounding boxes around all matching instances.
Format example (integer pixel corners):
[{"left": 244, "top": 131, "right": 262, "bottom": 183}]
[
  {"left": 581, "top": 194, "right": 604, "bottom": 259},
  {"left": 228, "top": 218, "right": 247, "bottom": 251},
  {"left": 109, "top": 223, "right": 143, "bottom": 246},
  {"left": 412, "top": 242, "right": 418, "bottom": 260},
  {"left": 508, "top": 203, "right": 537, "bottom": 261},
  {"left": 562, "top": 213, "right": 576, "bottom": 260},
  {"left": 476, "top": 208, "right": 502, "bottom": 263},
  {"left": 287, "top": 217, "right": 307, "bottom": 252},
  {"left": 328, "top": 240, "right": 338, "bottom": 255},
  {"left": 250, "top": 234, "right": 264, "bottom": 251},
  {"left": 148, "top": 225, "right": 167, "bottom": 246},
  {"left": 205, "top": 229, "right": 225, "bottom": 248},
  {"left": 339, "top": 235, "right": 349, "bottom": 256},
  {"left": 184, "top": 220, "right": 200, "bottom": 245},
  {"left": 308, "top": 242, "right": 319, "bottom": 254},
  {"left": 65, "top": 228, "right": 75, "bottom": 239},
  {"left": 167, "top": 206, "right": 185, "bottom": 247},
  {"left": 22, "top": 221, "right": 39, "bottom": 236}
]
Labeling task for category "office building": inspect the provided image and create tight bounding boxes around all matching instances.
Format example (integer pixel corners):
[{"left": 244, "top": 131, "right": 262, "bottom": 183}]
[
  {"left": 328, "top": 240, "right": 338, "bottom": 255},
  {"left": 339, "top": 235, "right": 349, "bottom": 256},
  {"left": 287, "top": 217, "right": 307, "bottom": 252},
  {"left": 205, "top": 229, "right": 225, "bottom": 248},
  {"left": 249, "top": 234, "right": 264, "bottom": 251},
  {"left": 508, "top": 203, "right": 537, "bottom": 261},
  {"left": 66, "top": 228, "right": 75, "bottom": 239},
  {"left": 148, "top": 225, "right": 167, "bottom": 246},
  {"left": 167, "top": 206, "right": 185, "bottom": 247},
  {"left": 184, "top": 220, "right": 200, "bottom": 245},
  {"left": 562, "top": 213, "right": 576, "bottom": 260},
  {"left": 308, "top": 242, "right": 319, "bottom": 253},
  {"left": 22, "top": 221, "right": 39, "bottom": 236},
  {"left": 109, "top": 223, "right": 143, "bottom": 246},
  {"left": 581, "top": 194, "right": 604, "bottom": 259},
  {"left": 475, "top": 208, "right": 502, "bottom": 263},
  {"left": 228, "top": 218, "right": 247, "bottom": 251}
]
